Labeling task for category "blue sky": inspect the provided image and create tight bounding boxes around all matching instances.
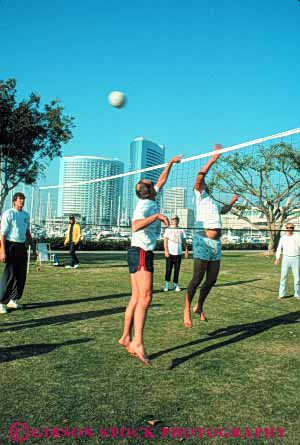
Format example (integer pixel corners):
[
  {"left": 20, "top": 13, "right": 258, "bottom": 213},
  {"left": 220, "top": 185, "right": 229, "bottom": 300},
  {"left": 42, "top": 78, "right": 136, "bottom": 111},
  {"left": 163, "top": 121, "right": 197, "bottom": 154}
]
[{"left": 1, "top": 0, "right": 300, "bottom": 186}]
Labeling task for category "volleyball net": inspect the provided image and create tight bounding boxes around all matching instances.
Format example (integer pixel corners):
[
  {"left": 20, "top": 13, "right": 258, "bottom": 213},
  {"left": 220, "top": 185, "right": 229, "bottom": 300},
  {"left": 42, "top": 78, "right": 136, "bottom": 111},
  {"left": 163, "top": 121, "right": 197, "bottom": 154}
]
[{"left": 16, "top": 128, "right": 300, "bottom": 246}]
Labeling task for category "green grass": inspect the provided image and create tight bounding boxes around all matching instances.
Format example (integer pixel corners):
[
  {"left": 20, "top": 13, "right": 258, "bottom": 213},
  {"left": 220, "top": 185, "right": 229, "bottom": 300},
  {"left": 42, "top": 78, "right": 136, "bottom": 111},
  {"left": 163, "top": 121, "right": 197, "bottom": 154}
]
[{"left": 0, "top": 251, "right": 300, "bottom": 444}]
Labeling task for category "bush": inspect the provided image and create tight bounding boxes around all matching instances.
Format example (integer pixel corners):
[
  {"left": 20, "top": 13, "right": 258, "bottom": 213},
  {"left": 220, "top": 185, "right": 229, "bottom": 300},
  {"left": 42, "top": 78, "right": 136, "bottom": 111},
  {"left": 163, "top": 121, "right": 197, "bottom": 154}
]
[
  {"left": 222, "top": 242, "right": 268, "bottom": 250},
  {"left": 44, "top": 237, "right": 131, "bottom": 251},
  {"left": 37, "top": 237, "right": 268, "bottom": 251}
]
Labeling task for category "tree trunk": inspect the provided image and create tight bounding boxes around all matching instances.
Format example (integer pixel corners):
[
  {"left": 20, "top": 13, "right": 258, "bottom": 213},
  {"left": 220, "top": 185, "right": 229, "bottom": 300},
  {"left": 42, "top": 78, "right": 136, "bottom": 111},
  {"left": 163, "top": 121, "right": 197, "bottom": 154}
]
[
  {"left": 268, "top": 237, "right": 275, "bottom": 255},
  {"left": 0, "top": 192, "right": 8, "bottom": 215},
  {"left": 268, "top": 226, "right": 281, "bottom": 256}
]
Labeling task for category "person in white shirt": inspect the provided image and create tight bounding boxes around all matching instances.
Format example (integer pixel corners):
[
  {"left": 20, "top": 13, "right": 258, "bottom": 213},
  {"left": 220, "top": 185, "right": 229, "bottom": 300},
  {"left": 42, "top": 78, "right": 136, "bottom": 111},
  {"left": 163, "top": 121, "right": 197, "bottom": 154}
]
[
  {"left": 0, "top": 192, "right": 35, "bottom": 314},
  {"left": 163, "top": 215, "right": 188, "bottom": 292},
  {"left": 184, "top": 145, "right": 238, "bottom": 328},
  {"left": 119, "top": 155, "right": 183, "bottom": 365},
  {"left": 274, "top": 223, "right": 300, "bottom": 299}
]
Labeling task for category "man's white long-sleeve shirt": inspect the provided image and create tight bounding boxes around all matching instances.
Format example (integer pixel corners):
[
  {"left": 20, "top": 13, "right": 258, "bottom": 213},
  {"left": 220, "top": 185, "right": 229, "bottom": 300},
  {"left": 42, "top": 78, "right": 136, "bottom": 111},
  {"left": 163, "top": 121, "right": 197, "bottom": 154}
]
[{"left": 275, "top": 234, "right": 300, "bottom": 260}]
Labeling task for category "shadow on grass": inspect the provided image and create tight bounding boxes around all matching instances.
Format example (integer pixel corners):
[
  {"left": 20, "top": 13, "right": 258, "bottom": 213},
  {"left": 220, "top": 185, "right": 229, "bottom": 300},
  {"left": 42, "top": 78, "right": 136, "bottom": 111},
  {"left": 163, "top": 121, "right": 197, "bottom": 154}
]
[
  {"left": 26, "top": 292, "right": 132, "bottom": 309},
  {"left": 221, "top": 254, "right": 246, "bottom": 257},
  {"left": 149, "top": 310, "right": 300, "bottom": 369},
  {"left": 25, "top": 289, "right": 163, "bottom": 310},
  {"left": 0, "top": 304, "right": 161, "bottom": 333},
  {"left": 215, "top": 278, "right": 262, "bottom": 287},
  {"left": 0, "top": 338, "right": 92, "bottom": 363},
  {"left": 48, "top": 263, "right": 127, "bottom": 268},
  {"left": 98, "top": 264, "right": 128, "bottom": 268},
  {"left": 57, "top": 252, "right": 128, "bottom": 264}
]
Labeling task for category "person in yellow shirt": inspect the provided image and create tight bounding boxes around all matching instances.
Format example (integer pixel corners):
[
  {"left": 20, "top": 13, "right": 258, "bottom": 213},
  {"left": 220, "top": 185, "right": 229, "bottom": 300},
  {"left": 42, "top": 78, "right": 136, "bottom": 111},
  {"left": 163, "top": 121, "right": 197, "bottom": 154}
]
[{"left": 64, "top": 215, "right": 81, "bottom": 269}]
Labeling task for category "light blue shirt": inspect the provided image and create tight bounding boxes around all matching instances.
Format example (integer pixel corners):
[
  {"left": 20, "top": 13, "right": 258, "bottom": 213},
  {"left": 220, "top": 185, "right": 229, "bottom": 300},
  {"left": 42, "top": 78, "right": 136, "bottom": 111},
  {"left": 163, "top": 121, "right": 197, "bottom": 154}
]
[{"left": 0, "top": 208, "right": 30, "bottom": 242}]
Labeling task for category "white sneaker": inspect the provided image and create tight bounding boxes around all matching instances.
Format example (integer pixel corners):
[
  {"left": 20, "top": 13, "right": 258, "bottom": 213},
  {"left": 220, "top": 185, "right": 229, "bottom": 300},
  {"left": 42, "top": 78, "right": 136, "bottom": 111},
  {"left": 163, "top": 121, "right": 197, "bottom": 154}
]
[
  {"left": 73, "top": 264, "right": 80, "bottom": 269},
  {"left": 7, "top": 299, "right": 24, "bottom": 310},
  {"left": 0, "top": 303, "right": 7, "bottom": 314},
  {"left": 175, "top": 286, "right": 181, "bottom": 292},
  {"left": 65, "top": 265, "right": 73, "bottom": 269},
  {"left": 163, "top": 281, "right": 169, "bottom": 292},
  {"left": 172, "top": 283, "right": 179, "bottom": 290}
]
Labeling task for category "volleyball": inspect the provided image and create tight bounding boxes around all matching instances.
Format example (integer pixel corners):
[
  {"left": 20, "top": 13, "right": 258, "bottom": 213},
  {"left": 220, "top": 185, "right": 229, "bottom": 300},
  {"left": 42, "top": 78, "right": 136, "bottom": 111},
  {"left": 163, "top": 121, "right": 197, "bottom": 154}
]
[{"left": 108, "top": 91, "right": 126, "bottom": 109}]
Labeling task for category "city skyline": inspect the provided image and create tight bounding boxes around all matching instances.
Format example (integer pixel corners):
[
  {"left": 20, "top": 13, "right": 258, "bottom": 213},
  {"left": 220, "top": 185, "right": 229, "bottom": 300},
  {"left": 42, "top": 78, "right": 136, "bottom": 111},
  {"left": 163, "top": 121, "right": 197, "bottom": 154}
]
[
  {"left": 57, "top": 155, "right": 124, "bottom": 225},
  {"left": 4, "top": 128, "right": 299, "bottom": 225},
  {"left": 1, "top": 0, "right": 299, "bottom": 188}
]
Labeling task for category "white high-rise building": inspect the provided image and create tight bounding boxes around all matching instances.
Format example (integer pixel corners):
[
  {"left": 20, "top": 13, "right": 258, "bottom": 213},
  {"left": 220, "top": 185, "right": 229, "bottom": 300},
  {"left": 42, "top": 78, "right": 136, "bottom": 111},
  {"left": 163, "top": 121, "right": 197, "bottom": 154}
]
[
  {"left": 127, "top": 137, "right": 165, "bottom": 218},
  {"left": 163, "top": 187, "right": 187, "bottom": 214},
  {"left": 176, "top": 208, "right": 194, "bottom": 232},
  {"left": 57, "top": 156, "right": 124, "bottom": 226}
]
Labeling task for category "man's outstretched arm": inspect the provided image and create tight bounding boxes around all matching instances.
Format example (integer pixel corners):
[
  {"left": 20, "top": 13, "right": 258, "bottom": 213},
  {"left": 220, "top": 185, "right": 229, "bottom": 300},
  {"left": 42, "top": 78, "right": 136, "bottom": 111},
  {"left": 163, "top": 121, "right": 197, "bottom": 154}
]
[
  {"left": 194, "top": 144, "right": 222, "bottom": 192},
  {"left": 132, "top": 213, "right": 169, "bottom": 232},
  {"left": 220, "top": 195, "right": 239, "bottom": 214},
  {"left": 156, "top": 155, "right": 183, "bottom": 189}
]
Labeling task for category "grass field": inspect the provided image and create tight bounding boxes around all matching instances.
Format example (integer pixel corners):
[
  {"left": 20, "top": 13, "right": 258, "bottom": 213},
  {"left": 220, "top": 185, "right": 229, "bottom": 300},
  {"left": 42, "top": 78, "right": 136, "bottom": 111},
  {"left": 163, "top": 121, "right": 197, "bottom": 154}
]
[{"left": 0, "top": 251, "right": 300, "bottom": 445}]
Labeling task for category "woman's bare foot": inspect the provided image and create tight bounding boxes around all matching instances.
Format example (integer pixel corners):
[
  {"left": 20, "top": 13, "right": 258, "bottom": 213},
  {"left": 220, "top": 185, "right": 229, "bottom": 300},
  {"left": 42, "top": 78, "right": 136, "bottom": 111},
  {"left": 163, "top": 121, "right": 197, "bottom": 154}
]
[
  {"left": 184, "top": 305, "right": 193, "bottom": 328},
  {"left": 118, "top": 335, "right": 130, "bottom": 348},
  {"left": 200, "top": 312, "right": 208, "bottom": 322},
  {"left": 127, "top": 343, "right": 152, "bottom": 366},
  {"left": 193, "top": 305, "right": 208, "bottom": 321},
  {"left": 192, "top": 304, "right": 200, "bottom": 313}
]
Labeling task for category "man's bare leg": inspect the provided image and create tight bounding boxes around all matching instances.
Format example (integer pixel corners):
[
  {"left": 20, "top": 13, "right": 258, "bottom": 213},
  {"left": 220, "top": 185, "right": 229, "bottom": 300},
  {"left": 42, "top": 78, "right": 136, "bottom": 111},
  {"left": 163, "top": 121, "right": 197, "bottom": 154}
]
[
  {"left": 127, "top": 269, "right": 152, "bottom": 365},
  {"left": 119, "top": 275, "right": 139, "bottom": 347}
]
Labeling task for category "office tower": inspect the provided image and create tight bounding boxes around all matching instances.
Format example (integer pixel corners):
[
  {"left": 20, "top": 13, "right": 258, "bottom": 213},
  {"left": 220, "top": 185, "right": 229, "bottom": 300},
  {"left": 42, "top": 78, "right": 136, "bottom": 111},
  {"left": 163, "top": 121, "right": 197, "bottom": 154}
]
[
  {"left": 57, "top": 156, "right": 124, "bottom": 226},
  {"left": 176, "top": 208, "right": 194, "bottom": 235},
  {"left": 127, "top": 137, "right": 165, "bottom": 218},
  {"left": 163, "top": 187, "right": 187, "bottom": 214}
]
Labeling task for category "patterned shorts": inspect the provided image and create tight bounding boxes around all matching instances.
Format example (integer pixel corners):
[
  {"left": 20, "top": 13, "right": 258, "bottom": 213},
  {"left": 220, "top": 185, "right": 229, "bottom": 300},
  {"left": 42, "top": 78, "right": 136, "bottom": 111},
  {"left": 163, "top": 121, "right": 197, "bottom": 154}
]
[{"left": 193, "top": 233, "right": 222, "bottom": 261}]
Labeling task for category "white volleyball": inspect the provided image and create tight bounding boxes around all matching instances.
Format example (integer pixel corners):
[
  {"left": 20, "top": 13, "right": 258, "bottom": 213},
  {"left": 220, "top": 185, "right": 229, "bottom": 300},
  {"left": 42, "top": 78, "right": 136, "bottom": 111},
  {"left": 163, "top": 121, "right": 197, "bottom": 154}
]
[{"left": 108, "top": 91, "right": 126, "bottom": 108}]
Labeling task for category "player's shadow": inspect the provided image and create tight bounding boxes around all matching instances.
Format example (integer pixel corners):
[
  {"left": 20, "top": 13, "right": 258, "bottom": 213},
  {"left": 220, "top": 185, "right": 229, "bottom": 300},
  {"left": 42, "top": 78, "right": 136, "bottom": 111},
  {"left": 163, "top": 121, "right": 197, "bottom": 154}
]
[
  {"left": 149, "top": 310, "right": 300, "bottom": 369},
  {"left": 215, "top": 278, "right": 276, "bottom": 294},
  {"left": 25, "top": 289, "right": 163, "bottom": 310},
  {"left": 99, "top": 264, "right": 128, "bottom": 268},
  {"left": 26, "top": 292, "right": 132, "bottom": 309},
  {"left": 222, "top": 254, "right": 246, "bottom": 257},
  {"left": 215, "top": 278, "right": 261, "bottom": 287},
  {"left": 0, "top": 338, "right": 92, "bottom": 363},
  {"left": 53, "top": 263, "right": 127, "bottom": 267},
  {"left": 0, "top": 304, "right": 162, "bottom": 333},
  {"left": 75, "top": 253, "right": 127, "bottom": 265}
]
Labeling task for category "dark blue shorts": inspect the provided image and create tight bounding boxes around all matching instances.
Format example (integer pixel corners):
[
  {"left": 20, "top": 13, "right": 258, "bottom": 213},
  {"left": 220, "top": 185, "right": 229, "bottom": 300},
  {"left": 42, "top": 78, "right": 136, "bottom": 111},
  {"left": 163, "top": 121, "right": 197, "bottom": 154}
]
[{"left": 127, "top": 247, "right": 154, "bottom": 273}]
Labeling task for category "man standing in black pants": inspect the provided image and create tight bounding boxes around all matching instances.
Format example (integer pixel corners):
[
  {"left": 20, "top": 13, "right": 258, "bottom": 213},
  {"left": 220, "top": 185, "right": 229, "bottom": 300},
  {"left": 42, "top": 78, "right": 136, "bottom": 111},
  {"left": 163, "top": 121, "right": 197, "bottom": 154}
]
[
  {"left": 0, "top": 192, "right": 35, "bottom": 314},
  {"left": 163, "top": 215, "right": 188, "bottom": 292},
  {"left": 64, "top": 215, "right": 81, "bottom": 269}
]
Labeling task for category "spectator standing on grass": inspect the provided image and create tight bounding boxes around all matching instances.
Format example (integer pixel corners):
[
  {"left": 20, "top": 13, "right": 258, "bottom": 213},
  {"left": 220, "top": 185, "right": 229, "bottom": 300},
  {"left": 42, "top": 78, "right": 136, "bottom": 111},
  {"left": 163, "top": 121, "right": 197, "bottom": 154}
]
[
  {"left": 0, "top": 192, "right": 35, "bottom": 314},
  {"left": 64, "top": 215, "right": 81, "bottom": 269},
  {"left": 163, "top": 215, "right": 188, "bottom": 292},
  {"left": 274, "top": 223, "right": 300, "bottom": 299}
]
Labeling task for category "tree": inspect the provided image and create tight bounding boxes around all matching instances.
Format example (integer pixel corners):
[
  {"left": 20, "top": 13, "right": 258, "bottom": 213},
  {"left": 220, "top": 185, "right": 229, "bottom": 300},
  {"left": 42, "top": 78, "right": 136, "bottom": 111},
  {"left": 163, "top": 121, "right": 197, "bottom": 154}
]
[
  {"left": 0, "top": 78, "right": 74, "bottom": 212},
  {"left": 207, "top": 142, "right": 300, "bottom": 253}
]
